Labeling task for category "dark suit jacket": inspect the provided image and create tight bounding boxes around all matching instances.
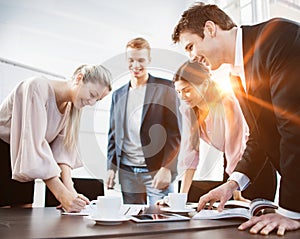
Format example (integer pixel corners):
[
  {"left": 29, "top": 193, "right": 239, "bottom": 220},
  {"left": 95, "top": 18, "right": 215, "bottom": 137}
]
[
  {"left": 234, "top": 18, "right": 300, "bottom": 212},
  {"left": 107, "top": 74, "right": 181, "bottom": 180}
]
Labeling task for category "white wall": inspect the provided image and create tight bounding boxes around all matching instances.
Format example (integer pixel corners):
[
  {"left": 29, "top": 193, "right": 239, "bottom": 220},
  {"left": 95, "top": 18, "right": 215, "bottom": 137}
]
[{"left": 270, "top": 1, "right": 300, "bottom": 22}]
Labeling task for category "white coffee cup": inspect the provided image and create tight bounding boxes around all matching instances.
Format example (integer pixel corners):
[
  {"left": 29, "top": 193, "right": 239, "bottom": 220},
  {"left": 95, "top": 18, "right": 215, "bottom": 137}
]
[
  {"left": 95, "top": 195, "right": 121, "bottom": 219},
  {"left": 165, "top": 193, "right": 187, "bottom": 210}
]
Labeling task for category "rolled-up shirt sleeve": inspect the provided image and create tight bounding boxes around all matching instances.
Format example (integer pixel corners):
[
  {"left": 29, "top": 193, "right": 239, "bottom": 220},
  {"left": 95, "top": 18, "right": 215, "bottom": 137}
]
[{"left": 10, "top": 82, "right": 61, "bottom": 182}]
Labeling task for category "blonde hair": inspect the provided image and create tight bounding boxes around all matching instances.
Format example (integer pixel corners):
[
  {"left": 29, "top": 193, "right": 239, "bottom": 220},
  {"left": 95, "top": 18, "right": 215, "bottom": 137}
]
[{"left": 64, "top": 64, "right": 112, "bottom": 150}]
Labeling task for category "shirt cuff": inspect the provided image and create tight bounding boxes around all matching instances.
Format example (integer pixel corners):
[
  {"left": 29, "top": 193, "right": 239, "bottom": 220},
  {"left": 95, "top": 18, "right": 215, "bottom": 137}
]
[
  {"left": 228, "top": 172, "right": 250, "bottom": 191},
  {"left": 277, "top": 207, "right": 300, "bottom": 220}
]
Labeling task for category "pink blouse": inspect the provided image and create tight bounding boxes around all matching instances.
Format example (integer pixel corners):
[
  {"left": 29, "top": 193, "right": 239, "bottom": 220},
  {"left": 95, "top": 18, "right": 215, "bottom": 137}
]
[
  {"left": 0, "top": 77, "right": 82, "bottom": 182},
  {"left": 179, "top": 93, "right": 249, "bottom": 175}
]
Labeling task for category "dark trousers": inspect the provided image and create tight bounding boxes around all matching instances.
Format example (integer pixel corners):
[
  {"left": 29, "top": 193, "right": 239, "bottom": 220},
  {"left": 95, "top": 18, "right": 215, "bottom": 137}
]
[{"left": 0, "top": 139, "right": 34, "bottom": 206}]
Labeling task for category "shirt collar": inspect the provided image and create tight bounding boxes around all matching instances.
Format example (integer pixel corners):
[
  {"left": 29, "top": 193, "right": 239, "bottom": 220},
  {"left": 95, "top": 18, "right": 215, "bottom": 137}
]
[{"left": 232, "top": 27, "right": 247, "bottom": 92}]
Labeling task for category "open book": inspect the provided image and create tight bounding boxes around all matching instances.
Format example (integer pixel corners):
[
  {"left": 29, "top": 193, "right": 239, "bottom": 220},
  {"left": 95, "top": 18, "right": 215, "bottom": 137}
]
[{"left": 192, "top": 198, "right": 278, "bottom": 220}]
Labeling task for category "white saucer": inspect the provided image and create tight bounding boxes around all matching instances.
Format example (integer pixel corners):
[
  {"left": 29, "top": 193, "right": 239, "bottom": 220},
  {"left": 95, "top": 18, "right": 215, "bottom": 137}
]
[
  {"left": 160, "top": 207, "right": 195, "bottom": 213},
  {"left": 89, "top": 216, "right": 130, "bottom": 225}
]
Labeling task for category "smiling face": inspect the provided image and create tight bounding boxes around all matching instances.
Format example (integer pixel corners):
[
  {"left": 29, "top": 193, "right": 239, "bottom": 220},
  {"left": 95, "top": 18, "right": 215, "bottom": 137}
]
[
  {"left": 174, "top": 79, "right": 207, "bottom": 108},
  {"left": 72, "top": 73, "right": 110, "bottom": 109},
  {"left": 126, "top": 47, "right": 150, "bottom": 81},
  {"left": 179, "top": 29, "right": 223, "bottom": 71}
]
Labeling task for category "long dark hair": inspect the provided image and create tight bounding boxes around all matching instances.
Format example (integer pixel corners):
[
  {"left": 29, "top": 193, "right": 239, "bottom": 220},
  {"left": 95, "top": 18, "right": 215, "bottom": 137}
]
[
  {"left": 173, "top": 61, "right": 222, "bottom": 106},
  {"left": 173, "top": 61, "right": 224, "bottom": 148}
]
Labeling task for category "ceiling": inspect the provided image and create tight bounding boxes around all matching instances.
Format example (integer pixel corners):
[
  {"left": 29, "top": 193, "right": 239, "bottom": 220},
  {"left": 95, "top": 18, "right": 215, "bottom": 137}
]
[
  {"left": 0, "top": 0, "right": 193, "bottom": 76},
  {"left": 0, "top": 0, "right": 299, "bottom": 78}
]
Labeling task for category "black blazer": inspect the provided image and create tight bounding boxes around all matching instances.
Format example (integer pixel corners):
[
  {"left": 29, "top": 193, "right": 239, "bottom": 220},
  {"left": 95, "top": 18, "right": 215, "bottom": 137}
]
[
  {"left": 234, "top": 18, "right": 300, "bottom": 212},
  {"left": 107, "top": 74, "right": 181, "bottom": 179}
]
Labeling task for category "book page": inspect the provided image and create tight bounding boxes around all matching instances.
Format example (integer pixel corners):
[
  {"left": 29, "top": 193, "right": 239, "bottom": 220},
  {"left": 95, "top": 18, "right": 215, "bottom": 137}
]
[
  {"left": 249, "top": 198, "right": 278, "bottom": 216},
  {"left": 191, "top": 199, "right": 278, "bottom": 220},
  {"left": 216, "top": 200, "right": 250, "bottom": 209},
  {"left": 192, "top": 207, "right": 250, "bottom": 220}
]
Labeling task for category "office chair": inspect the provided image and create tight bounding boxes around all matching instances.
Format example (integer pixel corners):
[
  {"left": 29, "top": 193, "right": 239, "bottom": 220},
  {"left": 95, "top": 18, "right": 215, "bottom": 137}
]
[
  {"left": 45, "top": 178, "right": 104, "bottom": 207},
  {"left": 178, "top": 180, "right": 223, "bottom": 202}
]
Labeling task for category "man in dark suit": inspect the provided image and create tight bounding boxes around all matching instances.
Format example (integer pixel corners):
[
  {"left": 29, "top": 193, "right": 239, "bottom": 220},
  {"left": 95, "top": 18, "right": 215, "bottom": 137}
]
[
  {"left": 106, "top": 37, "right": 181, "bottom": 205},
  {"left": 172, "top": 2, "right": 300, "bottom": 236}
]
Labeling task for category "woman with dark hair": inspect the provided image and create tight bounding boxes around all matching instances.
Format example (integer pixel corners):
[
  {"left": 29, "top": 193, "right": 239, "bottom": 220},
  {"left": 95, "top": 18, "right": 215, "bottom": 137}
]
[{"left": 174, "top": 61, "right": 276, "bottom": 202}]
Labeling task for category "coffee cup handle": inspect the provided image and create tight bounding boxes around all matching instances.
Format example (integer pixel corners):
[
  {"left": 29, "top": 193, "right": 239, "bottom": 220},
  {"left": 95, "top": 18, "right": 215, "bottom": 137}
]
[{"left": 163, "top": 196, "right": 170, "bottom": 206}]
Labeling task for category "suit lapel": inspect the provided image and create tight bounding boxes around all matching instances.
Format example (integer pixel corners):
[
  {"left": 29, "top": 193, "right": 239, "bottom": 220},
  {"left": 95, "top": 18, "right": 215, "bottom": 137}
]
[
  {"left": 116, "top": 83, "right": 130, "bottom": 137},
  {"left": 242, "top": 26, "right": 262, "bottom": 120},
  {"left": 141, "top": 75, "right": 158, "bottom": 123},
  {"left": 242, "top": 26, "right": 254, "bottom": 95}
]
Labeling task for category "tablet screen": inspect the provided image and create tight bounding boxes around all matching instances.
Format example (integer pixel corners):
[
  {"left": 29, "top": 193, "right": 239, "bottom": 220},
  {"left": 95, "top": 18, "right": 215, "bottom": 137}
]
[{"left": 131, "top": 213, "right": 190, "bottom": 223}]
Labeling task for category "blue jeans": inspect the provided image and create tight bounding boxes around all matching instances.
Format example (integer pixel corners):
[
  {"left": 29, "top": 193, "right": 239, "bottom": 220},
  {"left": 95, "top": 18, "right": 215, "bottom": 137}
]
[{"left": 119, "top": 164, "right": 174, "bottom": 205}]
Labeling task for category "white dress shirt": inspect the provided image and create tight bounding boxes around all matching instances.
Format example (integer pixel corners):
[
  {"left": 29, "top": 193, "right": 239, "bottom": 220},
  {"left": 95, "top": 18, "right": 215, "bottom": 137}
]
[{"left": 229, "top": 27, "right": 250, "bottom": 191}]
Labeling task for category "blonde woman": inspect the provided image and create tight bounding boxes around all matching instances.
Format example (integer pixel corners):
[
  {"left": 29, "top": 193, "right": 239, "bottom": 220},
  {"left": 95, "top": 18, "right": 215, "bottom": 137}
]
[{"left": 0, "top": 64, "right": 112, "bottom": 212}]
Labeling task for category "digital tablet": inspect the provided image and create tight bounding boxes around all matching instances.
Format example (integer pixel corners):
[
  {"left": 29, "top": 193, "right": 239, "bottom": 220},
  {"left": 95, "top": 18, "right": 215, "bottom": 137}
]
[{"left": 130, "top": 213, "right": 190, "bottom": 223}]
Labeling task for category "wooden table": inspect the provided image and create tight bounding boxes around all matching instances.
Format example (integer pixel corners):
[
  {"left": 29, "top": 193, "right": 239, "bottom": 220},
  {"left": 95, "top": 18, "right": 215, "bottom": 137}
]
[{"left": 0, "top": 207, "right": 299, "bottom": 238}]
